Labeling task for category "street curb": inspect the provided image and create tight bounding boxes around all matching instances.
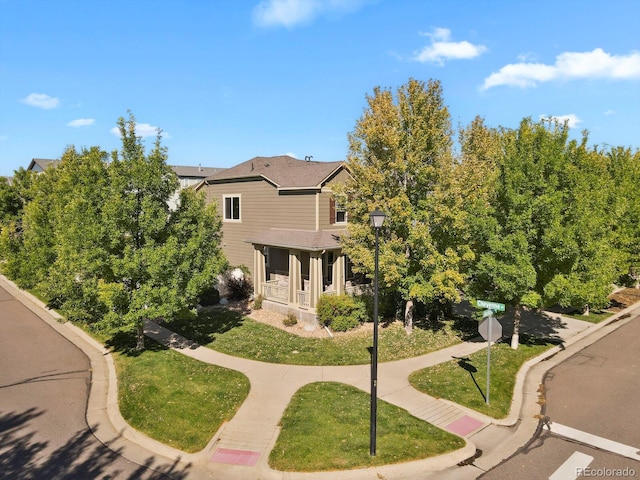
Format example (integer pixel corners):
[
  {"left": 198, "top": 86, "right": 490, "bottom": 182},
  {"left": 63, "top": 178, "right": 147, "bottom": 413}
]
[
  {"left": 495, "top": 301, "right": 640, "bottom": 428},
  {"left": 464, "top": 301, "right": 640, "bottom": 475},
  {"left": 3, "top": 273, "right": 638, "bottom": 480},
  {"left": 0, "top": 275, "right": 204, "bottom": 477}
]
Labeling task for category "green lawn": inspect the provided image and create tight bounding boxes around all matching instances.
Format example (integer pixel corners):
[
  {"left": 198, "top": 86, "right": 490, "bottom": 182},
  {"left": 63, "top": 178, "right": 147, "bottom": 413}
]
[
  {"left": 269, "top": 382, "right": 465, "bottom": 471},
  {"left": 164, "top": 309, "right": 477, "bottom": 365},
  {"left": 409, "top": 337, "right": 554, "bottom": 418},
  {"left": 563, "top": 310, "right": 613, "bottom": 323},
  {"left": 114, "top": 340, "right": 250, "bottom": 453}
]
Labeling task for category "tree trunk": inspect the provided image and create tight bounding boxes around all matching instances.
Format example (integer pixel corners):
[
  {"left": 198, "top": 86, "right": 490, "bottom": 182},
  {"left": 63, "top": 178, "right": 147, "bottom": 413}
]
[
  {"left": 582, "top": 304, "right": 590, "bottom": 316},
  {"left": 510, "top": 303, "right": 521, "bottom": 349},
  {"left": 404, "top": 299, "right": 414, "bottom": 335},
  {"left": 136, "top": 322, "right": 145, "bottom": 351}
]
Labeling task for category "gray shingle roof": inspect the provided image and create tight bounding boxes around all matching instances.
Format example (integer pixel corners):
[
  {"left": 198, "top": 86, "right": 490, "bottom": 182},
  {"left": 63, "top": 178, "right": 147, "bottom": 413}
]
[
  {"left": 204, "top": 155, "right": 344, "bottom": 189},
  {"left": 27, "top": 158, "right": 59, "bottom": 171},
  {"left": 171, "top": 165, "right": 226, "bottom": 178},
  {"left": 245, "top": 228, "right": 345, "bottom": 251}
]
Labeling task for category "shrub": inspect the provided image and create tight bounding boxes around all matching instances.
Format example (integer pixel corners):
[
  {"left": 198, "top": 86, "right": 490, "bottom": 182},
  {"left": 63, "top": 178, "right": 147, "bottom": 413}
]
[
  {"left": 227, "top": 275, "right": 253, "bottom": 300},
  {"left": 253, "top": 294, "right": 264, "bottom": 310},
  {"left": 316, "top": 294, "right": 367, "bottom": 332},
  {"left": 283, "top": 312, "right": 298, "bottom": 327},
  {"left": 199, "top": 286, "right": 220, "bottom": 306}
]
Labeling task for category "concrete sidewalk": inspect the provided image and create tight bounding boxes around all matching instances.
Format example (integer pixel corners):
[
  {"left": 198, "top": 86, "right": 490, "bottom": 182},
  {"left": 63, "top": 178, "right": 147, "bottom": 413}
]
[{"left": 2, "top": 273, "right": 638, "bottom": 480}]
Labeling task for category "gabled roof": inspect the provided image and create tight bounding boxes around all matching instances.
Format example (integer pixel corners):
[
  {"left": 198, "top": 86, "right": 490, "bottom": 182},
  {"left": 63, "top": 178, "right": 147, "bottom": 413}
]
[
  {"left": 204, "top": 155, "right": 345, "bottom": 190},
  {"left": 27, "top": 158, "right": 59, "bottom": 172}
]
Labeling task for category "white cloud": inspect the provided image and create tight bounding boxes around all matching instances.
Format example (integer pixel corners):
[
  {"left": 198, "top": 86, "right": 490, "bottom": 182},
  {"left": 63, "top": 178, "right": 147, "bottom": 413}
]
[
  {"left": 539, "top": 114, "right": 582, "bottom": 129},
  {"left": 412, "top": 28, "right": 487, "bottom": 65},
  {"left": 252, "top": 0, "right": 365, "bottom": 28},
  {"left": 604, "top": 109, "right": 616, "bottom": 116},
  {"left": 110, "top": 122, "right": 169, "bottom": 138},
  {"left": 482, "top": 48, "right": 640, "bottom": 90},
  {"left": 21, "top": 93, "right": 60, "bottom": 109},
  {"left": 67, "top": 118, "right": 95, "bottom": 127}
]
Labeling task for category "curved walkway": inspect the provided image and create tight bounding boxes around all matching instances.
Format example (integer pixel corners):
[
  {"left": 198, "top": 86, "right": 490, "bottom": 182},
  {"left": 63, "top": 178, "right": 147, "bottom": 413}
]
[
  {"left": 143, "top": 320, "right": 488, "bottom": 477},
  {"left": 3, "top": 274, "right": 639, "bottom": 480}
]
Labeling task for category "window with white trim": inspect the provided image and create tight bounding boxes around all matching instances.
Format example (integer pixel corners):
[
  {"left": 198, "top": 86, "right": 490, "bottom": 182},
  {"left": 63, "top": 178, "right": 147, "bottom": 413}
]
[
  {"left": 330, "top": 197, "right": 347, "bottom": 224},
  {"left": 223, "top": 195, "right": 241, "bottom": 221}
]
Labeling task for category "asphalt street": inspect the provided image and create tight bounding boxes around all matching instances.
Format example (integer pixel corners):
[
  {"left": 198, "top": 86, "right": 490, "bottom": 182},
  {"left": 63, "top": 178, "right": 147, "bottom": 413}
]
[
  {"left": 479, "top": 311, "right": 640, "bottom": 480},
  {"left": 0, "top": 286, "right": 183, "bottom": 479}
]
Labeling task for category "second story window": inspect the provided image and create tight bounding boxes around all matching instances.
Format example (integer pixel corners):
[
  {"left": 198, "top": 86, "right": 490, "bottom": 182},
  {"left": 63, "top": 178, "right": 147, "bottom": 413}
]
[
  {"left": 330, "top": 197, "right": 347, "bottom": 224},
  {"left": 223, "top": 195, "right": 241, "bottom": 222}
]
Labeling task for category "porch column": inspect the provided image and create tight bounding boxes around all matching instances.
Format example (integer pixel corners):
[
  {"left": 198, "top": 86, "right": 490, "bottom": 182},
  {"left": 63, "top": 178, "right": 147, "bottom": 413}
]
[
  {"left": 309, "top": 251, "right": 324, "bottom": 309},
  {"left": 253, "top": 246, "right": 266, "bottom": 296},
  {"left": 334, "top": 252, "right": 346, "bottom": 295},
  {"left": 288, "top": 250, "right": 301, "bottom": 305}
]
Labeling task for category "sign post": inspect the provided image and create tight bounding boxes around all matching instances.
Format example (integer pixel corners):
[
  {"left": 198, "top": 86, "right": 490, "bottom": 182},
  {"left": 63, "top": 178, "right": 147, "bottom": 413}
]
[{"left": 477, "top": 300, "right": 504, "bottom": 405}]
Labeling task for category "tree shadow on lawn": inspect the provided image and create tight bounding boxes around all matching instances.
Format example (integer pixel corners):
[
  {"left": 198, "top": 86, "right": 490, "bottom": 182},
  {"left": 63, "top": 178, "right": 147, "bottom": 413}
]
[
  {"left": 161, "top": 308, "right": 246, "bottom": 346},
  {"left": 454, "top": 299, "right": 570, "bottom": 345},
  {"left": 106, "top": 330, "right": 170, "bottom": 356},
  {"left": 411, "top": 314, "right": 480, "bottom": 342}
]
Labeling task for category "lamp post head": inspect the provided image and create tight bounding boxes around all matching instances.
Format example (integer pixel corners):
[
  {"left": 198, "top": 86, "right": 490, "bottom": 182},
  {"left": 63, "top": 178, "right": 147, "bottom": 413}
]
[{"left": 369, "top": 209, "right": 386, "bottom": 229}]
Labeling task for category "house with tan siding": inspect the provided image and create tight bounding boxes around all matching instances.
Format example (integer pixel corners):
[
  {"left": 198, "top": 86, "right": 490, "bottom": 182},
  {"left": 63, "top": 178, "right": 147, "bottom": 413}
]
[{"left": 198, "top": 155, "right": 367, "bottom": 322}]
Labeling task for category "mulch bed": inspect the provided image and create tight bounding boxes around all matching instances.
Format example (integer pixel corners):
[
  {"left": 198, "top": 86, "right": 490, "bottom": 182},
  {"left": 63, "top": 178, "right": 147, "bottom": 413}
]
[{"left": 608, "top": 288, "right": 640, "bottom": 311}]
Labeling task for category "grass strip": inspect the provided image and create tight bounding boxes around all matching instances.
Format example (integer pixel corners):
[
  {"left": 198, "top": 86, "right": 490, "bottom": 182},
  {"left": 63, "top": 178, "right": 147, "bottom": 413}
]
[
  {"left": 269, "top": 382, "right": 465, "bottom": 471},
  {"left": 409, "top": 337, "right": 553, "bottom": 418},
  {"left": 114, "top": 341, "right": 250, "bottom": 453},
  {"left": 165, "top": 309, "right": 476, "bottom": 365},
  {"left": 563, "top": 311, "right": 612, "bottom": 323}
]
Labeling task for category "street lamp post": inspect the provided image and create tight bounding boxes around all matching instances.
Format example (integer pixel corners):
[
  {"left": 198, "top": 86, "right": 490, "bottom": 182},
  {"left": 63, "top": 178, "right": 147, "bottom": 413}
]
[{"left": 369, "top": 208, "right": 386, "bottom": 456}]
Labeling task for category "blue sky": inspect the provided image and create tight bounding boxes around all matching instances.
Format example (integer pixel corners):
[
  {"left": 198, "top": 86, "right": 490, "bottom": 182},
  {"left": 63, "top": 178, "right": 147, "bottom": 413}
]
[{"left": 1, "top": 0, "right": 639, "bottom": 177}]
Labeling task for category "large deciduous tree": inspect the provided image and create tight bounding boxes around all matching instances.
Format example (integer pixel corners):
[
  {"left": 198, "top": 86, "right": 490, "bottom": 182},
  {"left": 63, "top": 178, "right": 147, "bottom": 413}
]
[
  {"left": 0, "top": 112, "right": 226, "bottom": 351},
  {"left": 467, "top": 118, "right": 567, "bottom": 348},
  {"left": 606, "top": 147, "right": 640, "bottom": 288},
  {"left": 338, "top": 78, "right": 469, "bottom": 333},
  {"left": 98, "top": 113, "right": 227, "bottom": 350},
  {"left": 41, "top": 146, "right": 110, "bottom": 322},
  {"left": 542, "top": 137, "right": 621, "bottom": 314}
]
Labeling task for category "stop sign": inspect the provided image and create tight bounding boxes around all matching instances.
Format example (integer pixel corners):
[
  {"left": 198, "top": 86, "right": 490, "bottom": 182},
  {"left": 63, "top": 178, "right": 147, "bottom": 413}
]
[{"left": 479, "top": 315, "right": 502, "bottom": 342}]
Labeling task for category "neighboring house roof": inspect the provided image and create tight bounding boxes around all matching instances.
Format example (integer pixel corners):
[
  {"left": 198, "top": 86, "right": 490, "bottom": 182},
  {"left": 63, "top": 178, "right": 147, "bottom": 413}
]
[
  {"left": 203, "top": 155, "right": 344, "bottom": 190},
  {"left": 171, "top": 165, "right": 226, "bottom": 178},
  {"left": 27, "top": 158, "right": 59, "bottom": 172},
  {"left": 245, "top": 228, "right": 345, "bottom": 251},
  {"left": 25, "top": 158, "right": 224, "bottom": 179}
]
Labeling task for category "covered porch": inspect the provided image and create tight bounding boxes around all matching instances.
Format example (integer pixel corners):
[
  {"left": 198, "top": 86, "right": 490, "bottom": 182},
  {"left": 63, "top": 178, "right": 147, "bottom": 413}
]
[{"left": 246, "top": 229, "right": 369, "bottom": 322}]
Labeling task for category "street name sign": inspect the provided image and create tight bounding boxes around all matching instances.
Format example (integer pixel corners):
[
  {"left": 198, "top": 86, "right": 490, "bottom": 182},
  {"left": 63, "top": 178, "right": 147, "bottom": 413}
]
[{"left": 477, "top": 299, "right": 506, "bottom": 312}]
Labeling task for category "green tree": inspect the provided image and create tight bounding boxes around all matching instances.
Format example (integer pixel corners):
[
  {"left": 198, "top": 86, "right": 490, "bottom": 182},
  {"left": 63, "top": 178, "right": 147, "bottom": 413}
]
[
  {"left": 0, "top": 174, "right": 26, "bottom": 277},
  {"left": 542, "top": 138, "right": 620, "bottom": 313},
  {"left": 607, "top": 147, "right": 640, "bottom": 288},
  {"left": 5, "top": 166, "right": 59, "bottom": 287},
  {"left": 0, "top": 177, "right": 21, "bottom": 223},
  {"left": 98, "top": 113, "right": 226, "bottom": 350},
  {"left": 337, "top": 78, "right": 467, "bottom": 333},
  {"left": 468, "top": 118, "right": 570, "bottom": 348},
  {"left": 41, "top": 146, "right": 110, "bottom": 322}
]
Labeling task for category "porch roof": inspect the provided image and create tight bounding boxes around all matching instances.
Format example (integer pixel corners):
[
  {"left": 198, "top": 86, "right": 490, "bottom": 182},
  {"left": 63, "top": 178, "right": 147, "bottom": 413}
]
[{"left": 245, "top": 228, "right": 345, "bottom": 251}]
